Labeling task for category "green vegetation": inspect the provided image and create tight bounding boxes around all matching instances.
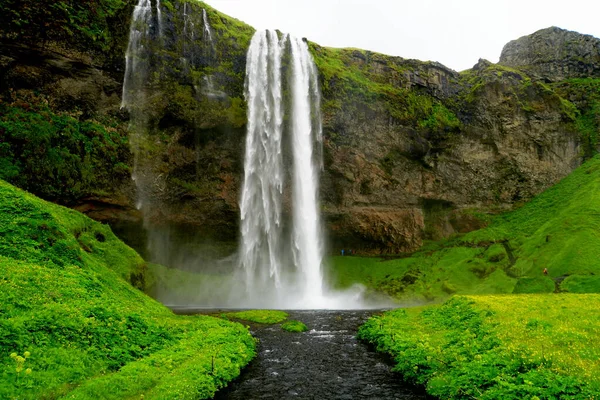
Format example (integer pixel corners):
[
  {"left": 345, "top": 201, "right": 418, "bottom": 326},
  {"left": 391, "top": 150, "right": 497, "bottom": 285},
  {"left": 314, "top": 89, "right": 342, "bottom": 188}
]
[
  {"left": 0, "top": 180, "right": 255, "bottom": 399},
  {"left": 328, "top": 155, "right": 600, "bottom": 301},
  {"left": 0, "top": 97, "right": 130, "bottom": 202},
  {"left": 281, "top": 320, "right": 308, "bottom": 333},
  {"left": 225, "top": 310, "right": 288, "bottom": 325},
  {"left": 359, "top": 295, "right": 600, "bottom": 399},
  {"left": 513, "top": 277, "right": 555, "bottom": 294},
  {"left": 551, "top": 78, "right": 600, "bottom": 157},
  {"left": 0, "top": 0, "right": 129, "bottom": 54}
]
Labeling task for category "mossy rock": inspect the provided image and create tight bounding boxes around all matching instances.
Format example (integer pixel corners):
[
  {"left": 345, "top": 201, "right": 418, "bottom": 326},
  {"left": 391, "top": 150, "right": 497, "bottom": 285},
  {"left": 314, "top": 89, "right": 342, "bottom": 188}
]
[{"left": 281, "top": 320, "right": 308, "bottom": 332}]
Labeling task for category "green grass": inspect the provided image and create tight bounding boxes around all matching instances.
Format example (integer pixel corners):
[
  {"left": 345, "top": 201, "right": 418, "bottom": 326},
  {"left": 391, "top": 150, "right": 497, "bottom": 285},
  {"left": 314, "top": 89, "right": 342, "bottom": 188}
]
[
  {"left": 513, "top": 277, "right": 556, "bottom": 294},
  {"left": 281, "top": 320, "right": 308, "bottom": 333},
  {"left": 358, "top": 295, "right": 600, "bottom": 399},
  {"left": 327, "top": 156, "right": 600, "bottom": 301},
  {"left": 0, "top": 180, "right": 256, "bottom": 399},
  {"left": 224, "top": 310, "right": 288, "bottom": 325}
]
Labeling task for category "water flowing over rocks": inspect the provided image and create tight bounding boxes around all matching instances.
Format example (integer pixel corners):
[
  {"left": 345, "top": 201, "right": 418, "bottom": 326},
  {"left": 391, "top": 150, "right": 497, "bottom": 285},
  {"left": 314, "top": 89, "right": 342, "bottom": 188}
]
[{"left": 211, "top": 310, "right": 430, "bottom": 399}]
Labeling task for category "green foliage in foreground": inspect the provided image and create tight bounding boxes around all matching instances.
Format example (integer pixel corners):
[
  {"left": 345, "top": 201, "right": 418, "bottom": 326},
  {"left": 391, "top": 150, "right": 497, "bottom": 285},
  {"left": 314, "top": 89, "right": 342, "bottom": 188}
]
[
  {"left": 0, "top": 180, "right": 256, "bottom": 399},
  {"left": 225, "top": 310, "right": 288, "bottom": 325},
  {"left": 0, "top": 101, "right": 131, "bottom": 202},
  {"left": 328, "top": 155, "right": 600, "bottom": 302},
  {"left": 358, "top": 295, "right": 600, "bottom": 399},
  {"left": 281, "top": 320, "right": 308, "bottom": 333}
]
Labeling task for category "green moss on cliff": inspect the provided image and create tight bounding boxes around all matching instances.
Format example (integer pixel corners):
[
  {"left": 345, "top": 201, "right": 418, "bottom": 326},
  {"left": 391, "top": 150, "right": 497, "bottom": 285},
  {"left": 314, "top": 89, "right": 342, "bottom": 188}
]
[
  {"left": 0, "top": 96, "right": 131, "bottom": 202},
  {"left": 551, "top": 78, "right": 600, "bottom": 157},
  {"left": 309, "top": 44, "right": 461, "bottom": 134},
  {"left": 0, "top": 0, "right": 131, "bottom": 61}
]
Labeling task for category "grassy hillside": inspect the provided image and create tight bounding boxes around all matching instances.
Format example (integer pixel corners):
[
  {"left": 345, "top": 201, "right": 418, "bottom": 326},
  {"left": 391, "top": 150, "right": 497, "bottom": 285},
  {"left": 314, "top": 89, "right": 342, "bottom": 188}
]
[
  {"left": 327, "top": 155, "right": 600, "bottom": 301},
  {"left": 358, "top": 295, "right": 600, "bottom": 398},
  {"left": 0, "top": 180, "right": 255, "bottom": 399}
]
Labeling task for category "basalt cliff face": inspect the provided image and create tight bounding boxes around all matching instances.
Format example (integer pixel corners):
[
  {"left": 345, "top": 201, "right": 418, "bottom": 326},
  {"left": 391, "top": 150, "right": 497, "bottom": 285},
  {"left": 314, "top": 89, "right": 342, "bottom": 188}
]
[{"left": 1, "top": 1, "right": 599, "bottom": 255}]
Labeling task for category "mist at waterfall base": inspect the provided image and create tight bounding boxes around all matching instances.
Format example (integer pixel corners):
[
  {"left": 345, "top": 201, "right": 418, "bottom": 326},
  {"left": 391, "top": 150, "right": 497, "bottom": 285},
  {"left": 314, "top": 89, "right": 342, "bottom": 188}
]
[{"left": 120, "top": 2, "right": 393, "bottom": 309}]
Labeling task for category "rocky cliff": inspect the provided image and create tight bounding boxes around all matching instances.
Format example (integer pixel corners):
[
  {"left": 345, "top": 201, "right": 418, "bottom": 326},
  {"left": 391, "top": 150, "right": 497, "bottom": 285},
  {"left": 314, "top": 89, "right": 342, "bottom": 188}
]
[
  {"left": 1, "top": 0, "right": 599, "bottom": 257},
  {"left": 500, "top": 26, "right": 600, "bottom": 81}
]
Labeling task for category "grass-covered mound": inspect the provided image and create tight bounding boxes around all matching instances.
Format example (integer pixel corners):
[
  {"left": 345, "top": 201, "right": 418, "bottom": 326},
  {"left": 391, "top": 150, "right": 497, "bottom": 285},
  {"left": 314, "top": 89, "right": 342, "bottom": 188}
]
[
  {"left": 358, "top": 295, "right": 599, "bottom": 399},
  {"left": 327, "top": 155, "right": 600, "bottom": 301},
  {"left": 0, "top": 180, "right": 256, "bottom": 399},
  {"left": 281, "top": 320, "right": 308, "bottom": 333},
  {"left": 224, "top": 310, "right": 288, "bottom": 325}
]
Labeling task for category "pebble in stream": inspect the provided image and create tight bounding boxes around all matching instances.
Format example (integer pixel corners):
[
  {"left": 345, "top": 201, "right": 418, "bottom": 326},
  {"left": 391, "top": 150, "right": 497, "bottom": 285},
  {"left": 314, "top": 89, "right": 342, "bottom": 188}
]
[{"left": 213, "top": 310, "right": 430, "bottom": 400}]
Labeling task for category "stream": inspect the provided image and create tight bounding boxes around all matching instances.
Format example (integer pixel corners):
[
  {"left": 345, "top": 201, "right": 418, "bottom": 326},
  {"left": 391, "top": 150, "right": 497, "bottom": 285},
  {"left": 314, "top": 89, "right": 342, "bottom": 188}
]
[{"left": 200, "top": 310, "right": 430, "bottom": 399}]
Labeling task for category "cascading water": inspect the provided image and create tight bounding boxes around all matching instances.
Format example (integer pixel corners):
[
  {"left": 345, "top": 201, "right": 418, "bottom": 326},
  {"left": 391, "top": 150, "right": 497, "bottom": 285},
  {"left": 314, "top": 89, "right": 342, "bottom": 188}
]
[
  {"left": 238, "top": 30, "right": 336, "bottom": 308},
  {"left": 239, "top": 30, "right": 285, "bottom": 303},
  {"left": 202, "top": 8, "right": 213, "bottom": 44},
  {"left": 156, "top": 0, "right": 164, "bottom": 38},
  {"left": 182, "top": 2, "right": 194, "bottom": 69},
  {"left": 120, "top": 2, "right": 382, "bottom": 308},
  {"left": 121, "top": 0, "right": 153, "bottom": 110},
  {"left": 289, "top": 37, "right": 325, "bottom": 305}
]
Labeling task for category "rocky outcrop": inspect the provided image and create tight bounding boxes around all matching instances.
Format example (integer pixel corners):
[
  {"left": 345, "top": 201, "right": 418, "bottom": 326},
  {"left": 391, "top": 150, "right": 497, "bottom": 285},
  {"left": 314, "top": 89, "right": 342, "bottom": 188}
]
[
  {"left": 0, "top": 1, "right": 597, "bottom": 255},
  {"left": 500, "top": 26, "right": 600, "bottom": 81}
]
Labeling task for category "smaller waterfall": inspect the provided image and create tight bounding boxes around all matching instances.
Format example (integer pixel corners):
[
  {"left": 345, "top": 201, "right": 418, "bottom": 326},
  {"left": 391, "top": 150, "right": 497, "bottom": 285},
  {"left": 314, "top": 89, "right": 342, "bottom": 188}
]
[
  {"left": 156, "top": 0, "right": 164, "bottom": 38},
  {"left": 121, "top": 0, "right": 153, "bottom": 110},
  {"left": 200, "top": 8, "right": 219, "bottom": 98},
  {"left": 202, "top": 9, "right": 213, "bottom": 45},
  {"left": 182, "top": 2, "right": 195, "bottom": 68}
]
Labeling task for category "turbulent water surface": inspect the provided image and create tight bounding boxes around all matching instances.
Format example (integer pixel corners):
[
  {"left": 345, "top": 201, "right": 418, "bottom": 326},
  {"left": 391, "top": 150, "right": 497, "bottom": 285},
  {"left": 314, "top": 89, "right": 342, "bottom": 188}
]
[{"left": 203, "top": 310, "right": 430, "bottom": 400}]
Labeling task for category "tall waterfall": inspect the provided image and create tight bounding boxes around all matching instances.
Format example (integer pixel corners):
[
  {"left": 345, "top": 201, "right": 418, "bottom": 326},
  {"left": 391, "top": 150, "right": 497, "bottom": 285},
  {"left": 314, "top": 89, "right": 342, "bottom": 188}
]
[
  {"left": 239, "top": 30, "right": 285, "bottom": 300},
  {"left": 289, "top": 37, "right": 324, "bottom": 303},
  {"left": 239, "top": 30, "right": 325, "bottom": 307},
  {"left": 120, "top": 2, "right": 377, "bottom": 308}
]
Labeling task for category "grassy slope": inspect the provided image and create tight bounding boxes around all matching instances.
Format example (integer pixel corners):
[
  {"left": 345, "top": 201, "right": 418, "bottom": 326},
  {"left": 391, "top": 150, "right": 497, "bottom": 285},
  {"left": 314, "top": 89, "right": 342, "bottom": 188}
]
[
  {"left": 0, "top": 180, "right": 255, "bottom": 399},
  {"left": 328, "top": 155, "right": 600, "bottom": 301},
  {"left": 358, "top": 295, "right": 600, "bottom": 399}
]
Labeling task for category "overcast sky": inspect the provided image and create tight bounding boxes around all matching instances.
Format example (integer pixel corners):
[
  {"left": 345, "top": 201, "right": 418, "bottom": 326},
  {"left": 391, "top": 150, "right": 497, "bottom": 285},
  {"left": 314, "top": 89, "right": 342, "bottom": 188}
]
[{"left": 203, "top": 0, "right": 600, "bottom": 71}]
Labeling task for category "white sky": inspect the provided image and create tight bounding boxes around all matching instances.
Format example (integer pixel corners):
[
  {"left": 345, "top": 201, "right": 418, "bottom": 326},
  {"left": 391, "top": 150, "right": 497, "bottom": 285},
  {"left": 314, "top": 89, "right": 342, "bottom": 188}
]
[{"left": 204, "top": 0, "right": 600, "bottom": 72}]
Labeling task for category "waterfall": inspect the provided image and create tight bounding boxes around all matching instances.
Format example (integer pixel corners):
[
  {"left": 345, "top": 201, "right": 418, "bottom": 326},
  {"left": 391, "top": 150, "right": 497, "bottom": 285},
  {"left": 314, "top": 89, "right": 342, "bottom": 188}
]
[
  {"left": 239, "top": 30, "right": 285, "bottom": 298},
  {"left": 156, "top": 0, "right": 164, "bottom": 38},
  {"left": 289, "top": 37, "right": 324, "bottom": 302},
  {"left": 121, "top": 0, "right": 153, "bottom": 110},
  {"left": 182, "top": 2, "right": 195, "bottom": 68},
  {"left": 202, "top": 8, "right": 213, "bottom": 45},
  {"left": 239, "top": 30, "right": 325, "bottom": 307}
]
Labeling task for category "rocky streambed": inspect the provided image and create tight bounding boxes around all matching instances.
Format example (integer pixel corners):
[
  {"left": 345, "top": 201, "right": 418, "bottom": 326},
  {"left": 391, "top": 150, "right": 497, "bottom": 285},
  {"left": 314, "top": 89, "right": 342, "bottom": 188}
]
[{"left": 209, "top": 310, "right": 430, "bottom": 399}]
